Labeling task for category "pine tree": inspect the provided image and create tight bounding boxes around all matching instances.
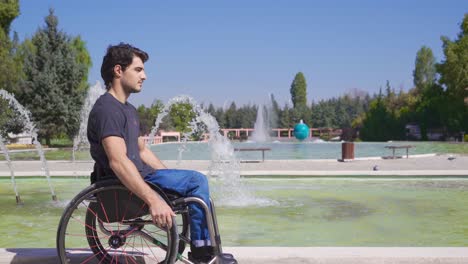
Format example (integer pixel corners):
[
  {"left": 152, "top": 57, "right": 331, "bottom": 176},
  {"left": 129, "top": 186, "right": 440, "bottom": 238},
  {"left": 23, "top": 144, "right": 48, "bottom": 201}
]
[
  {"left": 16, "top": 9, "right": 91, "bottom": 145},
  {"left": 290, "top": 72, "right": 307, "bottom": 109},
  {"left": 413, "top": 46, "right": 436, "bottom": 94}
]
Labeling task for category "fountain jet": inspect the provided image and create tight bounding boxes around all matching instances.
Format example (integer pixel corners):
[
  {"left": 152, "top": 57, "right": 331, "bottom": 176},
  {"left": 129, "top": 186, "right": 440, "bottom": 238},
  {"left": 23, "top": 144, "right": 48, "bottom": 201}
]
[
  {"left": 148, "top": 95, "right": 272, "bottom": 206},
  {"left": 0, "top": 89, "right": 56, "bottom": 202},
  {"left": 250, "top": 94, "right": 278, "bottom": 143},
  {"left": 72, "top": 82, "right": 105, "bottom": 163}
]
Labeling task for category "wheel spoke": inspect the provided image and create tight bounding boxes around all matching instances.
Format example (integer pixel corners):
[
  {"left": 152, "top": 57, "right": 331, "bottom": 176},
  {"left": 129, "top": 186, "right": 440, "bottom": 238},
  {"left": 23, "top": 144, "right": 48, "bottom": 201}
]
[{"left": 57, "top": 181, "right": 185, "bottom": 264}]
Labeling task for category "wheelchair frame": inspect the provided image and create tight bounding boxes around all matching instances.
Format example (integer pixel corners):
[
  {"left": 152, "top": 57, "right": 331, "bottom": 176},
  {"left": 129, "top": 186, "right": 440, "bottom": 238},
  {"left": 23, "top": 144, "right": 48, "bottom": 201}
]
[{"left": 56, "top": 179, "right": 224, "bottom": 264}]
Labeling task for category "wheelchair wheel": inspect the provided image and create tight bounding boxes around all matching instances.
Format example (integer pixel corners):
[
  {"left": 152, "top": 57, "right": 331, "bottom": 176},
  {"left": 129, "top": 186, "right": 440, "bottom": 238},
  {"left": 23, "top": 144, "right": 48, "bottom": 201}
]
[{"left": 57, "top": 180, "right": 180, "bottom": 264}]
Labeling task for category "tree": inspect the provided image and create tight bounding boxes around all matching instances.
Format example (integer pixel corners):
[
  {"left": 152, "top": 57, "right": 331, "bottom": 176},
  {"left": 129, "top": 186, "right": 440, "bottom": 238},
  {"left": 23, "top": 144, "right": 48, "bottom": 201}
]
[
  {"left": 238, "top": 104, "right": 256, "bottom": 128},
  {"left": 334, "top": 97, "right": 351, "bottom": 128},
  {"left": 137, "top": 100, "right": 164, "bottom": 135},
  {"left": 0, "top": 100, "right": 24, "bottom": 138},
  {"left": 0, "top": 0, "right": 20, "bottom": 92},
  {"left": 269, "top": 94, "right": 280, "bottom": 128},
  {"left": 206, "top": 103, "right": 216, "bottom": 116},
  {"left": 437, "top": 14, "right": 468, "bottom": 133},
  {"left": 16, "top": 9, "right": 91, "bottom": 145},
  {"left": 168, "top": 101, "right": 196, "bottom": 134},
  {"left": 415, "top": 83, "right": 445, "bottom": 140},
  {"left": 224, "top": 102, "right": 238, "bottom": 128},
  {"left": 413, "top": 46, "right": 436, "bottom": 94},
  {"left": 360, "top": 88, "right": 406, "bottom": 141},
  {"left": 384, "top": 81, "right": 397, "bottom": 112},
  {"left": 438, "top": 14, "right": 468, "bottom": 98},
  {"left": 279, "top": 104, "right": 292, "bottom": 128},
  {"left": 290, "top": 72, "right": 307, "bottom": 109},
  {"left": 0, "top": 0, "right": 23, "bottom": 138},
  {"left": 71, "top": 35, "right": 92, "bottom": 93},
  {"left": 214, "top": 107, "right": 226, "bottom": 128},
  {"left": 360, "top": 92, "right": 392, "bottom": 141},
  {"left": 291, "top": 105, "right": 310, "bottom": 125},
  {"left": 0, "top": 0, "right": 19, "bottom": 34}
]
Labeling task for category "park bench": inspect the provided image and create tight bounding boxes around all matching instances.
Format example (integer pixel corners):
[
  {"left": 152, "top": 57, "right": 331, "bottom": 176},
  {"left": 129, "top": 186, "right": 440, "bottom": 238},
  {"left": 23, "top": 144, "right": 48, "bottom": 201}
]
[
  {"left": 234, "top": 147, "right": 271, "bottom": 162},
  {"left": 384, "top": 145, "right": 414, "bottom": 159}
]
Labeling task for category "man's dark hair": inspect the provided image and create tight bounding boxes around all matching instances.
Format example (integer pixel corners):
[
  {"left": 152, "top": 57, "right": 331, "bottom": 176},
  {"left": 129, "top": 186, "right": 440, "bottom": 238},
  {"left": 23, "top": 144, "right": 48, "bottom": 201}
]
[{"left": 100, "top": 43, "right": 149, "bottom": 89}]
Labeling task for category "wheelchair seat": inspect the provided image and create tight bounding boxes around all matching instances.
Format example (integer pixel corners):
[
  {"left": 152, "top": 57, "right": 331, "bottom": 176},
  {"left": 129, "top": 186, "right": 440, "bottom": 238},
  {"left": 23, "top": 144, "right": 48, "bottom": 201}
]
[{"left": 92, "top": 180, "right": 183, "bottom": 223}]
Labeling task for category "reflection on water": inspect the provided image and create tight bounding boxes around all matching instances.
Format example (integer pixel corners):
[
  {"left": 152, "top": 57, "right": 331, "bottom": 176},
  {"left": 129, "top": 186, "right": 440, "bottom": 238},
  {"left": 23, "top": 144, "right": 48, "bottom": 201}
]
[{"left": 1, "top": 177, "right": 468, "bottom": 247}]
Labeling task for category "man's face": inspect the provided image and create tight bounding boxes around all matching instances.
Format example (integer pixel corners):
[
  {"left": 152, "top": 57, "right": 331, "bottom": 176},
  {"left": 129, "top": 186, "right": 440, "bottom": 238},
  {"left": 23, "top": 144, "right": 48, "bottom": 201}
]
[{"left": 121, "top": 56, "right": 146, "bottom": 94}]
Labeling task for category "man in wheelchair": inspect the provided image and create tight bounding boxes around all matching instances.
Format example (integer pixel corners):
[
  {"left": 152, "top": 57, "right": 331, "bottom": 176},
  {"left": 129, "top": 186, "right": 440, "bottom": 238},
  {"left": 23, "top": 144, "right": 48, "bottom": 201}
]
[{"left": 86, "top": 43, "right": 237, "bottom": 264}]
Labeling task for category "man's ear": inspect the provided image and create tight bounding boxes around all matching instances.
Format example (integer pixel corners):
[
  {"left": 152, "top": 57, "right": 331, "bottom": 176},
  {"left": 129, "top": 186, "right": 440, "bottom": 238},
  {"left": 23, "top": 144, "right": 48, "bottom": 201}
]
[{"left": 113, "top": 65, "right": 122, "bottom": 78}]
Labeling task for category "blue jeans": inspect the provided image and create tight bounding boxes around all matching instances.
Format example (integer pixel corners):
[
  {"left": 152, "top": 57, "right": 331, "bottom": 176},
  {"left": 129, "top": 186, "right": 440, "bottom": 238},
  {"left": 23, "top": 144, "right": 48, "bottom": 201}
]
[{"left": 144, "top": 169, "right": 211, "bottom": 246}]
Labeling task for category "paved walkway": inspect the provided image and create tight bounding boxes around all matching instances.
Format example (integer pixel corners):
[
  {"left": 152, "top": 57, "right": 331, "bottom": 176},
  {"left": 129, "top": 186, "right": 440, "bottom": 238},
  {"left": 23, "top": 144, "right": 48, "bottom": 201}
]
[
  {"left": 1, "top": 153, "right": 467, "bottom": 177},
  {"left": 1, "top": 247, "right": 467, "bottom": 263}
]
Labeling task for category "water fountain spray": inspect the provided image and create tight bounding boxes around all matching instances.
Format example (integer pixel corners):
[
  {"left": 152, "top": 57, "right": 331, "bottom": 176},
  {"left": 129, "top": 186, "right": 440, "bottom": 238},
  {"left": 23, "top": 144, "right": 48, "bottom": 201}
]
[
  {"left": 148, "top": 95, "right": 274, "bottom": 206},
  {"left": 251, "top": 104, "right": 270, "bottom": 142},
  {"left": 0, "top": 134, "right": 22, "bottom": 204},
  {"left": 0, "top": 89, "right": 57, "bottom": 202},
  {"left": 72, "top": 82, "right": 105, "bottom": 163},
  {"left": 251, "top": 94, "right": 278, "bottom": 143}
]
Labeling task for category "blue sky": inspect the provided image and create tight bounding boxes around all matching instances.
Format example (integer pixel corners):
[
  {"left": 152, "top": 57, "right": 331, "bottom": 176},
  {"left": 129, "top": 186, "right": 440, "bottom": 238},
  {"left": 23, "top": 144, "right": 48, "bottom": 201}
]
[{"left": 10, "top": 0, "right": 467, "bottom": 108}]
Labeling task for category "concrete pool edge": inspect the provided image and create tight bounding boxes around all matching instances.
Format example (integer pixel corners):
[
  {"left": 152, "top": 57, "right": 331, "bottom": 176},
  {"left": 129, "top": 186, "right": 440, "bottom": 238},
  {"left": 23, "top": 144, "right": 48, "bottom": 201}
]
[
  {"left": 1, "top": 154, "right": 467, "bottom": 177},
  {"left": 2, "top": 170, "right": 468, "bottom": 177},
  {"left": 1, "top": 247, "right": 467, "bottom": 264}
]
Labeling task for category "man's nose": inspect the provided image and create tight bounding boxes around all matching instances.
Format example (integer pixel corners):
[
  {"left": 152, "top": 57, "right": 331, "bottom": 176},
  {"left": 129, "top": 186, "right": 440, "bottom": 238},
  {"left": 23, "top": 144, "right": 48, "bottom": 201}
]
[{"left": 141, "top": 72, "right": 147, "bottom": 80}]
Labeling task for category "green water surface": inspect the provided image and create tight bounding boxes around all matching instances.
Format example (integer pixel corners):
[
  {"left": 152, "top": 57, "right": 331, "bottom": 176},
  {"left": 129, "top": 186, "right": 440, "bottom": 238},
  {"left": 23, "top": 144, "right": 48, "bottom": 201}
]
[{"left": 1, "top": 177, "right": 467, "bottom": 247}]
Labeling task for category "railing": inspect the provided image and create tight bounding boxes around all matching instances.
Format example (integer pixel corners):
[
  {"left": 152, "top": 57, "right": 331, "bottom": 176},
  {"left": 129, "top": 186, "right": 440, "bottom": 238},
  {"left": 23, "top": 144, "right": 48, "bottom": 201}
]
[
  {"left": 144, "top": 127, "right": 342, "bottom": 144},
  {"left": 141, "top": 136, "right": 163, "bottom": 145}
]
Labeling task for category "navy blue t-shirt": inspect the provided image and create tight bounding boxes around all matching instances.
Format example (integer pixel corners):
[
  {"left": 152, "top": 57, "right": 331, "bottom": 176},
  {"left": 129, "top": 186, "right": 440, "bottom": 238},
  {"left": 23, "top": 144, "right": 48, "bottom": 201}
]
[{"left": 87, "top": 92, "right": 153, "bottom": 178}]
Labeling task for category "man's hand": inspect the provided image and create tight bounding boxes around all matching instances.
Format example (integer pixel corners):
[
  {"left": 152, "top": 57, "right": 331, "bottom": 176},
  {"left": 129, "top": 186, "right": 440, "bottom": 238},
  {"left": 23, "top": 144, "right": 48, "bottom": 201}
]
[{"left": 149, "top": 198, "right": 176, "bottom": 229}]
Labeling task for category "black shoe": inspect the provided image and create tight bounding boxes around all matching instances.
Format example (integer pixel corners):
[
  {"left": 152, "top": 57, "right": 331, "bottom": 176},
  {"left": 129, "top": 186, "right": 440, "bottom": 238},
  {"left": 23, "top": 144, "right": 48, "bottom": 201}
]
[
  {"left": 188, "top": 252, "right": 237, "bottom": 264},
  {"left": 189, "top": 246, "right": 214, "bottom": 264},
  {"left": 218, "top": 253, "right": 238, "bottom": 264},
  {"left": 189, "top": 245, "right": 237, "bottom": 264},
  {"left": 204, "top": 246, "right": 233, "bottom": 258},
  {"left": 188, "top": 252, "right": 211, "bottom": 263}
]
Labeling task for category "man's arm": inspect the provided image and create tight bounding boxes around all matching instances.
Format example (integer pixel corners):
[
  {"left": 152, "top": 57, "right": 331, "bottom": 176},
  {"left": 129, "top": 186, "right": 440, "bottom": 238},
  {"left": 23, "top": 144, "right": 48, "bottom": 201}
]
[
  {"left": 102, "top": 136, "right": 175, "bottom": 227},
  {"left": 138, "top": 137, "right": 167, "bottom": 170}
]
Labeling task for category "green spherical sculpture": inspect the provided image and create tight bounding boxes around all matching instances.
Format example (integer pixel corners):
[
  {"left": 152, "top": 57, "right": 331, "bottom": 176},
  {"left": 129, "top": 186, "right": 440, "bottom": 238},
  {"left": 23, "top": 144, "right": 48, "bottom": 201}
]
[{"left": 294, "top": 120, "right": 310, "bottom": 141}]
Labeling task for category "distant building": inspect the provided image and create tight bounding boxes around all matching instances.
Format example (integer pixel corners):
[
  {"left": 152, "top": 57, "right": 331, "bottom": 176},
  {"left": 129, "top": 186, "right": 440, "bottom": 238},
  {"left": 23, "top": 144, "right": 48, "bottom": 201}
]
[
  {"left": 426, "top": 128, "right": 445, "bottom": 141},
  {"left": 7, "top": 133, "right": 33, "bottom": 144},
  {"left": 405, "top": 123, "right": 421, "bottom": 140}
]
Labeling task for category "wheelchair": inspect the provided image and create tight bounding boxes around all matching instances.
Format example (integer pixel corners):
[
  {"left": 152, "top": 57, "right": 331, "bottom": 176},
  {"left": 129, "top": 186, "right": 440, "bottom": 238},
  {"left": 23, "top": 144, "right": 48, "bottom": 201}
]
[{"left": 56, "top": 178, "right": 233, "bottom": 264}]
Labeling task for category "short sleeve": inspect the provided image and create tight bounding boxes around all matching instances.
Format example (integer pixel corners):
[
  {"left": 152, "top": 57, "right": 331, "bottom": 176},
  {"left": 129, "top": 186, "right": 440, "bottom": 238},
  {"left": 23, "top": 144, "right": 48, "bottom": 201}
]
[{"left": 94, "top": 107, "right": 125, "bottom": 140}]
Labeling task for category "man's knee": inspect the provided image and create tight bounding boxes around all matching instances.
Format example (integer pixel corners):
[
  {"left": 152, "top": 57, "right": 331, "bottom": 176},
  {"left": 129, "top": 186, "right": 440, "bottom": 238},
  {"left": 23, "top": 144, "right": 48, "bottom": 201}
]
[
  {"left": 191, "top": 171, "right": 209, "bottom": 187},
  {"left": 188, "top": 171, "right": 210, "bottom": 197}
]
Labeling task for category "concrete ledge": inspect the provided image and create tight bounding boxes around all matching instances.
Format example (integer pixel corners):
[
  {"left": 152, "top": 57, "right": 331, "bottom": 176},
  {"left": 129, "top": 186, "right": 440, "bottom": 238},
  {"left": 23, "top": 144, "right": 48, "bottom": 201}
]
[
  {"left": 2, "top": 170, "right": 468, "bottom": 177},
  {"left": 1, "top": 247, "right": 468, "bottom": 264},
  {"left": 2, "top": 155, "right": 468, "bottom": 177},
  {"left": 238, "top": 170, "right": 468, "bottom": 176},
  {"left": 227, "top": 247, "right": 468, "bottom": 263}
]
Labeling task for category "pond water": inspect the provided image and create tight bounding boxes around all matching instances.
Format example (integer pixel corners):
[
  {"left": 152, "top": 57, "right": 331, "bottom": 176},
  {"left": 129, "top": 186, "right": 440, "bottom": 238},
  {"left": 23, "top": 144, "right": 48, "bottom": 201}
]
[
  {"left": 1, "top": 176, "right": 467, "bottom": 248},
  {"left": 150, "top": 141, "right": 468, "bottom": 160}
]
